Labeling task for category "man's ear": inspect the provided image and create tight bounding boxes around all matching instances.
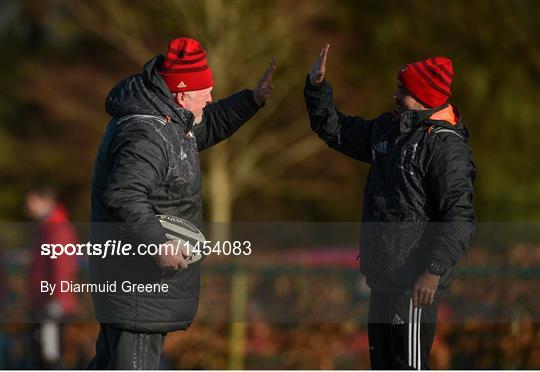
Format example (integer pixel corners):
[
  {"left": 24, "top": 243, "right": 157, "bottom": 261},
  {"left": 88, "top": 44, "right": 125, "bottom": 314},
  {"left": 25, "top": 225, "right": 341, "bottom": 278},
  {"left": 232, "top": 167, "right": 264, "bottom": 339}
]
[
  {"left": 416, "top": 98, "right": 428, "bottom": 110},
  {"left": 173, "top": 92, "right": 186, "bottom": 108},
  {"left": 410, "top": 94, "right": 427, "bottom": 111}
]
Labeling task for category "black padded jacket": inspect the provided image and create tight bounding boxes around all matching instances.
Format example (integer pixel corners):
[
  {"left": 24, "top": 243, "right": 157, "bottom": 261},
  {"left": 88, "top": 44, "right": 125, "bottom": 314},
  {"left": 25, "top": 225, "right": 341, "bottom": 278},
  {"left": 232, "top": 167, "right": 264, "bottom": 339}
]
[
  {"left": 304, "top": 77, "right": 476, "bottom": 292},
  {"left": 90, "top": 55, "right": 260, "bottom": 332}
]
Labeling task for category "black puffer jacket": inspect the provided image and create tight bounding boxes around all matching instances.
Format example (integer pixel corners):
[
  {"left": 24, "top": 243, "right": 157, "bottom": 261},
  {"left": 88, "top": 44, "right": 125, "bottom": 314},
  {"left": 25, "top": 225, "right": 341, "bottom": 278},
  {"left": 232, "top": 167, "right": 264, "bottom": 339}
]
[
  {"left": 304, "top": 77, "right": 476, "bottom": 292},
  {"left": 90, "top": 56, "right": 260, "bottom": 332}
]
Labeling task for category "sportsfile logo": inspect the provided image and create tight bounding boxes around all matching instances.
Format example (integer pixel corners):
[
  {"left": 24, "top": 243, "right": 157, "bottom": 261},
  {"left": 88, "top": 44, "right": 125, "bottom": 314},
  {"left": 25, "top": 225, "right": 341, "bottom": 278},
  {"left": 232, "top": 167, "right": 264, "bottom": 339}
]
[{"left": 40, "top": 240, "right": 253, "bottom": 259}]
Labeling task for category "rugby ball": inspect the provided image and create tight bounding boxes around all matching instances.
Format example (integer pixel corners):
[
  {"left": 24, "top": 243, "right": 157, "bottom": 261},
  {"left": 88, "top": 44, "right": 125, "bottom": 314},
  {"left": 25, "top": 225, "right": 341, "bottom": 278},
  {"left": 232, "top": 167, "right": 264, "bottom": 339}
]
[{"left": 157, "top": 215, "right": 206, "bottom": 265}]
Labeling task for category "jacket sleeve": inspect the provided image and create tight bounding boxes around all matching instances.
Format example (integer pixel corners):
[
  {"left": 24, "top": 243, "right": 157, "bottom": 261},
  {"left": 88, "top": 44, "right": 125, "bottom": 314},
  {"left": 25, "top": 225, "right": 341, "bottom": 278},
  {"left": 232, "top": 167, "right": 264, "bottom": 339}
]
[
  {"left": 102, "top": 126, "right": 169, "bottom": 245},
  {"left": 192, "top": 89, "right": 261, "bottom": 151},
  {"left": 304, "top": 75, "right": 373, "bottom": 163},
  {"left": 426, "top": 135, "right": 476, "bottom": 269}
]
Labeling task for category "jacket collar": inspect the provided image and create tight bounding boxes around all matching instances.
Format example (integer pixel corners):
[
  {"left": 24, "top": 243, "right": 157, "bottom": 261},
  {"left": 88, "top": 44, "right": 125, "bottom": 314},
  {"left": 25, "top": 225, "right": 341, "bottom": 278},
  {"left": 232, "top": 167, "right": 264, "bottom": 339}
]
[{"left": 397, "top": 103, "right": 458, "bottom": 134}]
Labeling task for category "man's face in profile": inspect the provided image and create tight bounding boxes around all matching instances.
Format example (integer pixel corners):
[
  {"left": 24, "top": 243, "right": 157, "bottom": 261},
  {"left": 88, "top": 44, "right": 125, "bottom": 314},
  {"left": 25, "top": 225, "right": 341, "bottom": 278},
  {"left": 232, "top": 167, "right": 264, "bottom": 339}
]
[
  {"left": 393, "top": 83, "right": 425, "bottom": 117},
  {"left": 175, "top": 87, "right": 213, "bottom": 124}
]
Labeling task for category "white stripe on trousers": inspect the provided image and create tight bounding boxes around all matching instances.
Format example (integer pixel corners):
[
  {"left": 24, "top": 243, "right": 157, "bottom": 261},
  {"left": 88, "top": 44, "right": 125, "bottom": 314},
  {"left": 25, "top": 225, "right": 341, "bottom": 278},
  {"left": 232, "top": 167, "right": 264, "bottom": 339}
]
[
  {"left": 408, "top": 299, "right": 413, "bottom": 367},
  {"left": 408, "top": 299, "right": 422, "bottom": 370},
  {"left": 418, "top": 307, "right": 422, "bottom": 370}
]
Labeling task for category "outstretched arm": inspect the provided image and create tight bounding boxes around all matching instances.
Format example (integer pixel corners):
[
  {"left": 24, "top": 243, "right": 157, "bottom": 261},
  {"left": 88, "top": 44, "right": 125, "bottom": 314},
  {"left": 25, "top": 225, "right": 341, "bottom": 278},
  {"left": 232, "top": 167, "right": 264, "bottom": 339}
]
[
  {"left": 192, "top": 58, "right": 277, "bottom": 151},
  {"left": 304, "top": 44, "right": 374, "bottom": 163}
]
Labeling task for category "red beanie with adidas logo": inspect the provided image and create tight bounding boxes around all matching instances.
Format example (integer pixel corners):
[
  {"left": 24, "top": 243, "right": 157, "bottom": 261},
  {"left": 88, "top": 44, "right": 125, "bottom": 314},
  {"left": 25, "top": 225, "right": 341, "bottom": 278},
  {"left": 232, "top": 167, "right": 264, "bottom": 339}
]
[
  {"left": 397, "top": 57, "right": 454, "bottom": 108},
  {"left": 158, "top": 37, "right": 214, "bottom": 93}
]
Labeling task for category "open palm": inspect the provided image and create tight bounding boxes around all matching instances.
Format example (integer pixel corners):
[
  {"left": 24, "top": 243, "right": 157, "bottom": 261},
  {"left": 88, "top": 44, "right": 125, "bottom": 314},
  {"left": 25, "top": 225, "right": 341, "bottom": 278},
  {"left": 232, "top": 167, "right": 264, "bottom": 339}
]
[{"left": 309, "top": 43, "right": 330, "bottom": 85}]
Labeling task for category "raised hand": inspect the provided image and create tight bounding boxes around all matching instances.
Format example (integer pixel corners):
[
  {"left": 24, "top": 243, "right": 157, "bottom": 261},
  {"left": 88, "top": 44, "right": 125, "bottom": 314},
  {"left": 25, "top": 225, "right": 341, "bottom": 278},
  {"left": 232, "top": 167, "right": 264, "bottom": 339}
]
[
  {"left": 309, "top": 43, "right": 330, "bottom": 86},
  {"left": 253, "top": 56, "right": 277, "bottom": 106}
]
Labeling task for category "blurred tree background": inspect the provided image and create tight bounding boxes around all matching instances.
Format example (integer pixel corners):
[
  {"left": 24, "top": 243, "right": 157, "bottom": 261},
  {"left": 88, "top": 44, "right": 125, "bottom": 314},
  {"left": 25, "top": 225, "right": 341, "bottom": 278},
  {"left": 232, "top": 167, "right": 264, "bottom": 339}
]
[
  {"left": 1, "top": 0, "right": 539, "bottom": 222},
  {"left": 2, "top": 1, "right": 540, "bottom": 369}
]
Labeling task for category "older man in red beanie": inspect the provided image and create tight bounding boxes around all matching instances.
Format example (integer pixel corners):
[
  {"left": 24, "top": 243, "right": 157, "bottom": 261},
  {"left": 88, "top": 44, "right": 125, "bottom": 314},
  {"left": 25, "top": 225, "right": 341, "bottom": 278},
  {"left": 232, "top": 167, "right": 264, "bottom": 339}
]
[
  {"left": 88, "top": 37, "right": 275, "bottom": 369},
  {"left": 305, "top": 44, "right": 475, "bottom": 369}
]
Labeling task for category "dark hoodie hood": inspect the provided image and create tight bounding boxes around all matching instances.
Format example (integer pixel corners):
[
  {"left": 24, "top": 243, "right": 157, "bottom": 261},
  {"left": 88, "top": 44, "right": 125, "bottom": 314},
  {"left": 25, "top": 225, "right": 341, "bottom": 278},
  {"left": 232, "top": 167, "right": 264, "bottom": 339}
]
[{"left": 105, "top": 55, "right": 194, "bottom": 131}]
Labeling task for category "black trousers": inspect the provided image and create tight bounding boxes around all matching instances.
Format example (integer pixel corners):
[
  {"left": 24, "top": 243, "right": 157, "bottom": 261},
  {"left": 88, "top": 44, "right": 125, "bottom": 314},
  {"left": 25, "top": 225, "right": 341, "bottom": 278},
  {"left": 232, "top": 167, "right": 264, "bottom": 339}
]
[
  {"left": 86, "top": 324, "right": 166, "bottom": 370},
  {"left": 368, "top": 290, "right": 439, "bottom": 370}
]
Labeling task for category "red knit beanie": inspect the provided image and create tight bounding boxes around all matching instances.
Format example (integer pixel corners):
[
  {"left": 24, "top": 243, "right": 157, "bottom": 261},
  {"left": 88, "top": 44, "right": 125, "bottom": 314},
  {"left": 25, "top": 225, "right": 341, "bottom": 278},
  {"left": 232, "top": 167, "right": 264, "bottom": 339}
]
[
  {"left": 397, "top": 57, "right": 453, "bottom": 108},
  {"left": 158, "top": 37, "right": 214, "bottom": 93}
]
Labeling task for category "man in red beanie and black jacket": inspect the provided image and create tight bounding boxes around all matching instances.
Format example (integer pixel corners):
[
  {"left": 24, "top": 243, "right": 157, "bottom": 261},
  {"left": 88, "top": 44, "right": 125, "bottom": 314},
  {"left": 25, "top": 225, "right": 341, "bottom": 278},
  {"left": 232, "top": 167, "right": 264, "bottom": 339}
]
[
  {"left": 88, "top": 37, "right": 275, "bottom": 369},
  {"left": 304, "top": 44, "right": 476, "bottom": 369}
]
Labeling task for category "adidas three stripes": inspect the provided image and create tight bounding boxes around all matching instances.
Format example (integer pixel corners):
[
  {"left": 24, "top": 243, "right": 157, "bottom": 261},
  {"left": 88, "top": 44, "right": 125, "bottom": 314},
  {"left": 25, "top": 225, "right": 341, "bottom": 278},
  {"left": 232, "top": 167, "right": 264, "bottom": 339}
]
[{"left": 368, "top": 290, "right": 439, "bottom": 370}]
